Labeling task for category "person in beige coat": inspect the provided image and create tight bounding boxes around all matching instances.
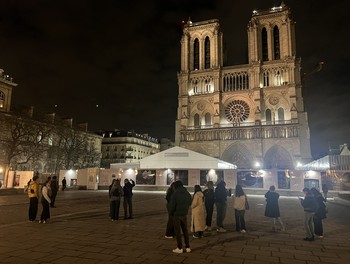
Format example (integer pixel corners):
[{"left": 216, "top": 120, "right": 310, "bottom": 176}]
[
  {"left": 191, "top": 185, "right": 206, "bottom": 238},
  {"left": 232, "top": 184, "right": 247, "bottom": 233}
]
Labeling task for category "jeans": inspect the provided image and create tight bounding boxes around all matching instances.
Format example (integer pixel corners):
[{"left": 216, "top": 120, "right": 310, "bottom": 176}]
[
  {"left": 216, "top": 202, "right": 227, "bottom": 228},
  {"left": 165, "top": 214, "right": 174, "bottom": 236},
  {"left": 235, "top": 209, "right": 246, "bottom": 231},
  {"left": 173, "top": 215, "right": 190, "bottom": 249},
  {"left": 29, "top": 197, "right": 38, "bottom": 221},
  {"left": 205, "top": 202, "right": 214, "bottom": 227},
  {"left": 123, "top": 197, "right": 133, "bottom": 218},
  {"left": 110, "top": 199, "right": 121, "bottom": 220},
  {"left": 313, "top": 215, "right": 323, "bottom": 236},
  {"left": 304, "top": 211, "right": 315, "bottom": 238},
  {"left": 41, "top": 199, "right": 50, "bottom": 221}
]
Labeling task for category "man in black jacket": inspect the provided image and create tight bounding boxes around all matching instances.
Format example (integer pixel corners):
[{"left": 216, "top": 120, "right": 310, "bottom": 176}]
[
  {"left": 123, "top": 179, "right": 135, "bottom": 219},
  {"left": 169, "top": 180, "right": 192, "bottom": 254}
]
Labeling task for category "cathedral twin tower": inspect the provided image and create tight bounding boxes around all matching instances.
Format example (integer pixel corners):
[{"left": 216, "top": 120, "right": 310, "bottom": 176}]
[{"left": 175, "top": 3, "right": 312, "bottom": 169}]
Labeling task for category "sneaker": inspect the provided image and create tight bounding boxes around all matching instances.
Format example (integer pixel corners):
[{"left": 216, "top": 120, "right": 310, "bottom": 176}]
[
  {"left": 172, "top": 248, "right": 183, "bottom": 254},
  {"left": 39, "top": 220, "right": 42, "bottom": 224},
  {"left": 185, "top": 248, "right": 191, "bottom": 253},
  {"left": 217, "top": 227, "right": 227, "bottom": 233},
  {"left": 42, "top": 220, "right": 46, "bottom": 224},
  {"left": 193, "top": 235, "right": 199, "bottom": 238},
  {"left": 164, "top": 236, "right": 173, "bottom": 239},
  {"left": 318, "top": 236, "right": 324, "bottom": 238},
  {"left": 240, "top": 229, "right": 246, "bottom": 233}
]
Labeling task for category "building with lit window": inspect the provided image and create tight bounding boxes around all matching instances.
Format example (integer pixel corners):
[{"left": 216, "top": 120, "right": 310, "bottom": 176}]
[
  {"left": 100, "top": 130, "right": 160, "bottom": 168},
  {"left": 175, "top": 3, "right": 312, "bottom": 170},
  {"left": 0, "top": 67, "right": 102, "bottom": 189}
]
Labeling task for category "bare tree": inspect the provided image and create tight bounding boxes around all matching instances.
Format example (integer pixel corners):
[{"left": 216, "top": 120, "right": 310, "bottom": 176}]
[{"left": 0, "top": 114, "right": 51, "bottom": 187}]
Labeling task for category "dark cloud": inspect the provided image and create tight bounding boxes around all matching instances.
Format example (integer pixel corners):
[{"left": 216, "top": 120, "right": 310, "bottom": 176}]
[{"left": 0, "top": 0, "right": 349, "bottom": 158}]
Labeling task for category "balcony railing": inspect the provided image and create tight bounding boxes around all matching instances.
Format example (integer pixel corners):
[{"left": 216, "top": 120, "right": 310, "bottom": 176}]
[{"left": 180, "top": 122, "right": 299, "bottom": 142}]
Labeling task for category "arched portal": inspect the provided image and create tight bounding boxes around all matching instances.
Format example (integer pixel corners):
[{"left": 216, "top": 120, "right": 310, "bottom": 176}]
[
  {"left": 221, "top": 143, "right": 255, "bottom": 169},
  {"left": 264, "top": 145, "right": 293, "bottom": 169}
]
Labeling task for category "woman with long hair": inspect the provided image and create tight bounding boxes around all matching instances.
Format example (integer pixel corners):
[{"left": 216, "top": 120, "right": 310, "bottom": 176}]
[
  {"left": 232, "top": 184, "right": 247, "bottom": 233},
  {"left": 40, "top": 180, "right": 51, "bottom": 224},
  {"left": 191, "top": 185, "right": 206, "bottom": 238},
  {"left": 109, "top": 179, "right": 123, "bottom": 221}
]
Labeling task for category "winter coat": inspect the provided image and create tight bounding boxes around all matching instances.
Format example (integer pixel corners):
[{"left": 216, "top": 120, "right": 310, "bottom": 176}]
[
  {"left": 123, "top": 180, "right": 135, "bottom": 198},
  {"left": 233, "top": 195, "right": 246, "bottom": 211},
  {"left": 314, "top": 194, "right": 327, "bottom": 219},
  {"left": 214, "top": 181, "right": 227, "bottom": 204},
  {"left": 264, "top": 191, "right": 281, "bottom": 218},
  {"left": 110, "top": 185, "right": 123, "bottom": 201},
  {"left": 169, "top": 186, "right": 192, "bottom": 216},
  {"left": 28, "top": 181, "right": 39, "bottom": 198},
  {"left": 42, "top": 186, "right": 52, "bottom": 203},
  {"left": 301, "top": 194, "right": 318, "bottom": 213},
  {"left": 191, "top": 192, "right": 206, "bottom": 232},
  {"left": 203, "top": 188, "right": 215, "bottom": 207}
]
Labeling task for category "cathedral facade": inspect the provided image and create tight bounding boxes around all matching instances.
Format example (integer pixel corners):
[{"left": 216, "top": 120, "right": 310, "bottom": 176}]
[{"left": 175, "top": 3, "right": 312, "bottom": 169}]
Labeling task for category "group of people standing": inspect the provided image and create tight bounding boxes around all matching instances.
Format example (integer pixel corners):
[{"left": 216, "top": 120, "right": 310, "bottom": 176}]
[
  {"left": 165, "top": 180, "right": 252, "bottom": 254},
  {"left": 300, "top": 187, "right": 327, "bottom": 241},
  {"left": 165, "top": 180, "right": 328, "bottom": 253},
  {"left": 108, "top": 178, "right": 135, "bottom": 221},
  {"left": 27, "top": 175, "right": 60, "bottom": 224}
]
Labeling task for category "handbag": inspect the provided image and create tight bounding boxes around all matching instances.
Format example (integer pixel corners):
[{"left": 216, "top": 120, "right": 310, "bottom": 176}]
[{"left": 245, "top": 195, "right": 250, "bottom": 210}]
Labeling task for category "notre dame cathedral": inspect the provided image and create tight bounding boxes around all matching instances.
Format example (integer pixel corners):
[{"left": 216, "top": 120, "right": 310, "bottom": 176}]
[{"left": 175, "top": 3, "right": 312, "bottom": 170}]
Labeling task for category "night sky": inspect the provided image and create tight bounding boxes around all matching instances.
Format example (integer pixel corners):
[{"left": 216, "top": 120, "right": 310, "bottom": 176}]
[{"left": 0, "top": 0, "right": 349, "bottom": 159}]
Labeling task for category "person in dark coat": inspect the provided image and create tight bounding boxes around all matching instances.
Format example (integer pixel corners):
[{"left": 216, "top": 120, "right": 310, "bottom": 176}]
[
  {"left": 123, "top": 179, "right": 135, "bottom": 219},
  {"left": 169, "top": 180, "right": 192, "bottom": 254},
  {"left": 61, "top": 177, "right": 67, "bottom": 191},
  {"left": 311, "top": 187, "right": 327, "bottom": 238},
  {"left": 50, "top": 176, "right": 59, "bottom": 208},
  {"left": 214, "top": 180, "right": 228, "bottom": 232},
  {"left": 299, "top": 187, "right": 318, "bottom": 241},
  {"left": 264, "top": 186, "right": 285, "bottom": 231},
  {"left": 203, "top": 181, "right": 215, "bottom": 231},
  {"left": 165, "top": 182, "right": 175, "bottom": 238}
]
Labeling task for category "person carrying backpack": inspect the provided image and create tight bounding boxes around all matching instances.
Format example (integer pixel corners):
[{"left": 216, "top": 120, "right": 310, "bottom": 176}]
[
  {"left": 299, "top": 187, "right": 318, "bottom": 241},
  {"left": 109, "top": 179, "right": 123, "bottom": 221}
]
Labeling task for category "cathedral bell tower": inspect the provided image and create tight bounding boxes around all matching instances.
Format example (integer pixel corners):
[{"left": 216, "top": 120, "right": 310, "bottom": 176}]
[{"left": 175, "top": 3, "right": 312, "bottom": 169}]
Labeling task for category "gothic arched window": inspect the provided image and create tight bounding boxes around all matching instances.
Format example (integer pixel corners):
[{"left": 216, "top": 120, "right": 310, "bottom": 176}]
[
  {"left": 278, "top": 107, "right": 284, "bottom": 123},
  {"left": 0, "top": 91, "right": 4, "bottom": 109},
  {"left": 262, "top": 27, "right": 268, "bottom": 61},
  {"left": 205, "top": 113, "right": 211, "bottom": 126},
  {"left": 266, "top": 109, "right": 272, "bottom": 123},
  {"left": 194, "top": 113, "right": 200, "bottom": 128},
  {"left": 204, "top": 36, "right": 210, "bottom": 69},
  {"left": 273, "top": 26, "right": 280, "bottom": 60},
  {"left": 263, "top": 71, "right": 269, "bottom": 87},
  {"left": 193, "top": 38, "right": 199, "bottom": 70},
  {"left": 276, "top": 70, "right": 282, "bottom": 86}
]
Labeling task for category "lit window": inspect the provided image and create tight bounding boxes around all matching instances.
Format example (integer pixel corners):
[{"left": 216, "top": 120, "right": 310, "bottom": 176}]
[{"left": 0, "top": 91, "right": 4, "bottom": 108}]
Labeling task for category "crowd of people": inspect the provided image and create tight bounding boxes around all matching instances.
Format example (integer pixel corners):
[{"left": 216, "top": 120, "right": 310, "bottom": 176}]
[
  {"left": 165, "top": 180, "right": 327, "bottom": 254},
  {"left": 26, "top": 174, "right": 328, "bottom": 253}
]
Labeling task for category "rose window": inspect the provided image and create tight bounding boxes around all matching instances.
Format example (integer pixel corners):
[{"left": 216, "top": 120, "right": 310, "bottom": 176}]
[{"left": 225, "top": 100, "right": 250, "bottom": 123}]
